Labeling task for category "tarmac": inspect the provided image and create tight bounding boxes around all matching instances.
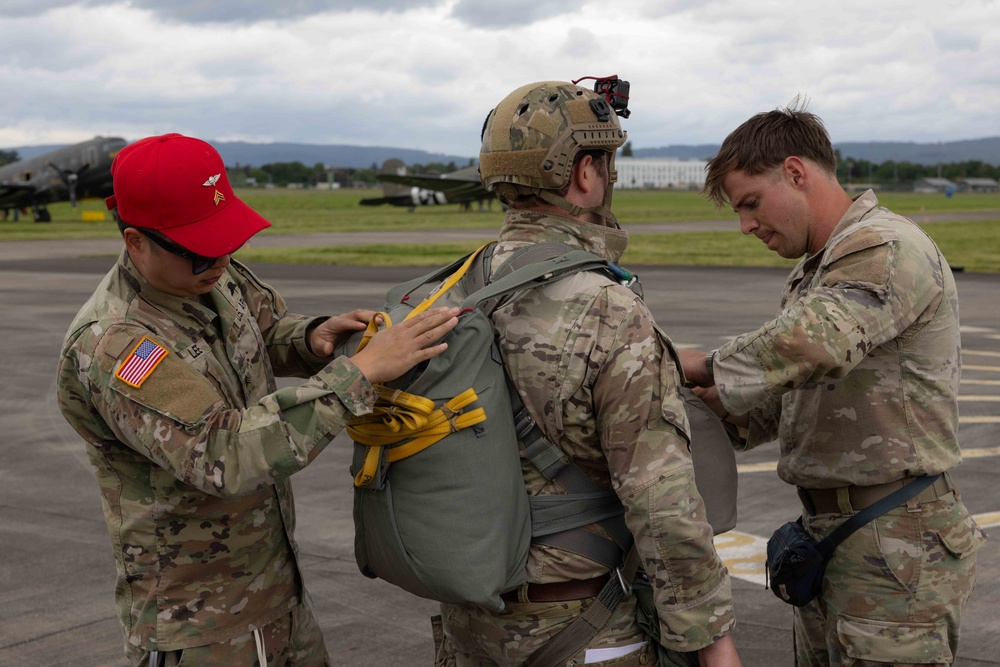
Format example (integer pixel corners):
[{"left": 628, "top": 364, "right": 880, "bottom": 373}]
[{"left": 1, "top": 229, "right": 998, "bottom": 666}]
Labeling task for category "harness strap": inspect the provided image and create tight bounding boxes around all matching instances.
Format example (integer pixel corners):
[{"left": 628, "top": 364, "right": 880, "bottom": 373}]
[{"left": 524, "top": 546, "right": 641, "bottom": 667}]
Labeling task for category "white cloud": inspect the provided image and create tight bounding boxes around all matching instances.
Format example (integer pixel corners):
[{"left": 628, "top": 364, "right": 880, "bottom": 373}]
[{"left": 1, "top": 0, "right": 998, "bottom": 156}]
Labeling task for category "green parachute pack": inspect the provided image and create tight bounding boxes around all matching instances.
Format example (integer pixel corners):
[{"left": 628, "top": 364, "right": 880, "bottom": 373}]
[{"left": 343, "top": 241, "right": 737, "bottom": 614}]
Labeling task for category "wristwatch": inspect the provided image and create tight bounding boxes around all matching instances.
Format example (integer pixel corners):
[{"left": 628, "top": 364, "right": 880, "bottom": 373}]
[{"left": 705, "top": 349, "right": 718, "bottom": 384}]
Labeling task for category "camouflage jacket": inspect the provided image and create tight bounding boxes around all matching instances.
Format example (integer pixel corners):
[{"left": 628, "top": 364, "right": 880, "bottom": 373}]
[
  {"left": 715, "top": 191, "right": 962, "bottom": 488},
  {"left": 490, "top": 210, "right": 734, "bottom": 651},
  {"left": 55, "top": 251, "right": 375, "bottom": 651}
]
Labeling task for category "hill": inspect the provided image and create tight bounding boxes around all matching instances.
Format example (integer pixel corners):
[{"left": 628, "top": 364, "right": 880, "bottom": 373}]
[
  {"left": 7, "top": 137, "right": 1000, "bottom": 168},
  {"left": 5, "top": 140, "right": 476, "bottom": 169},
  {"left": 634, "top": 136, "right": 1000, "bottom": 165}
]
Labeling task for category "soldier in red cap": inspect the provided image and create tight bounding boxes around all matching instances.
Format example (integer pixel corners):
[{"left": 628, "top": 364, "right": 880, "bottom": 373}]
[{"left": 55, "top": 133, "right": 459, "bottom": 667}]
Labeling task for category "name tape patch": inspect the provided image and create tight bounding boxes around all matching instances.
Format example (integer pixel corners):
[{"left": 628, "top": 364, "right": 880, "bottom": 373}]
[{"left": 116, "top": 336, "right": 169, "bottom": 388}]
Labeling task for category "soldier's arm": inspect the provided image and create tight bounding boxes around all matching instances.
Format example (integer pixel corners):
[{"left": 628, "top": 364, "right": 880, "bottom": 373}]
[
  {"left": 593, "top": 293, "right": 735, "bottom": 653},
  {"left": 713, "top": 225, "right": 941, "bottom": 417},
  {"left": 79, "top": 311, "right": 454, "bottom": 497}
]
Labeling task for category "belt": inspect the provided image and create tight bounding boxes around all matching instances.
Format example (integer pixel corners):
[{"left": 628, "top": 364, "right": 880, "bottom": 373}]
[
  {"left": 500, "top": 574, "right": 609, "bottom": 604},
  {"left": 797, "top": 473, "right": 954, "bottom": 516}
]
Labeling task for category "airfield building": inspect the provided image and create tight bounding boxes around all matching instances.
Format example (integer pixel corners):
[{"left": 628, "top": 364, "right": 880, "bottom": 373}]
[
  {"left": 957, "top": 177, "right": 1000, "bottom": 193},
  {"left": 614, "top": 157, "right": 708, "bottom": 190}
]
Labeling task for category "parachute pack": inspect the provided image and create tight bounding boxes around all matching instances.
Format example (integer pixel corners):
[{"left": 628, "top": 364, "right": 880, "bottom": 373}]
[{"left": 343, "top": 241, "right": 737, "bottom": 614}]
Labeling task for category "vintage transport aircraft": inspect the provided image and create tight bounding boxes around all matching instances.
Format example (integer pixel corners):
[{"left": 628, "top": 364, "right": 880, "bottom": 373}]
[
  {"left": 0, "top": 136, "right": 128, "bottom": 222},
  {"left": 360, "top": 159, "right": 495, "bottom": 211}
]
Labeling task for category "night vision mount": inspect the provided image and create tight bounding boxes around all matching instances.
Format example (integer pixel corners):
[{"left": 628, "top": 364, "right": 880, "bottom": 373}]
[{"left": 573, "top": 75, "right": 631, "bottom": 120}]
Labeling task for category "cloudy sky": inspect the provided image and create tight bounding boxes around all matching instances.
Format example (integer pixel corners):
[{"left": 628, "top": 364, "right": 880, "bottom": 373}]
[{"left": 2, "top": 0, "right": 998, "bottom": 157}]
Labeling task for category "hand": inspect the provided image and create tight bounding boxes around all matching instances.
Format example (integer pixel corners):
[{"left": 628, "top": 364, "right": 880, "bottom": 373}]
[
  {"left": 692, "top": 385, "right": 749, "bottom": 428},
  {"left": 352, "top": 307, "right": 459, "bottom": 384},
  {"left": 697, "top": 633, "right": 741, "bottom": 667},
  {"left": 308, "top": 309, "right": 379, "bottom": 357},
  {"left": 678, "top": 348, "right": 712, "bottom": 387}
]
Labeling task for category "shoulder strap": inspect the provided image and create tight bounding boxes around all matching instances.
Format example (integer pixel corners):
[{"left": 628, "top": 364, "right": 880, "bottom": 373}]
[
  {"left": 384, "top": 243, "right": 493, "bottom": 308},
  {"left": 462, "top": 247, "right": 610, "bottom": 312}
]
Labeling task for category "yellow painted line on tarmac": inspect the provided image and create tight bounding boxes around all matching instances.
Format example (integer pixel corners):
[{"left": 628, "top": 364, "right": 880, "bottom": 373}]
[
  {"left": 973, "top": 512, "right": 1000, "bottom": 529},
  {"left": 737, "top": 462, "right": 778, "bottom": 473},
  {"left": 963, "top": 446, "right": 1000, "bottom": 458},
  {"left": 714, "top": 530, "right": 768, "bottom": 585},
  {"left": 965, "top": 350, "right": 1000, "bottom": 358},
  {"left": 963, "top": 364, "right": 1000, "bottom": 372},
  {"left": 962, "top": 379, "right": 1000, "bottom": 386},
  {"left": 958, "top": 396, "right": 1000, "bottom": 401},
  {"left": 961, "top": 416, "right": 1000, "bottom": 424}
]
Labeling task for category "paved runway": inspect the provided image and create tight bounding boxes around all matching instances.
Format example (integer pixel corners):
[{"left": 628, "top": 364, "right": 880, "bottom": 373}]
[{"left": 1, "top": 238, "right": 997, "bottom": 666}]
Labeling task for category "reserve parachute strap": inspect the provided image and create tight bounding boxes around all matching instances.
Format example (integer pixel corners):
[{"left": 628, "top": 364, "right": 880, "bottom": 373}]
[
  {"left": 403, "top": 242, "right": 493, "bottom": 320},
  {"left": 349, "top": 387, "right": 486, "bottom": 488}
]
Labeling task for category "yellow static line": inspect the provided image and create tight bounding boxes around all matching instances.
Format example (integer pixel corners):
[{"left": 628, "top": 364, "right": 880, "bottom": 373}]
[
  {"left": 963, "top": 364, "right": 1000, "bottom": 372},
  {"left": 974, "top": 512, "right": 1000, "bottom": 529},
  {"left": 962, "top": 379, "right": 1000, "bottom": 386},
  {"left": 958, "top": 396, "right": 1000, "bottom": 401}
]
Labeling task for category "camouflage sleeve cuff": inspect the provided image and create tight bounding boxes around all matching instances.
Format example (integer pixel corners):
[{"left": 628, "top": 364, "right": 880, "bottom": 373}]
[
  {"left": 656, "top": 575, "right": 736, "bottom": 652},
  {"left": 314, "top": 356, "right": 376, "bottom": 417}
]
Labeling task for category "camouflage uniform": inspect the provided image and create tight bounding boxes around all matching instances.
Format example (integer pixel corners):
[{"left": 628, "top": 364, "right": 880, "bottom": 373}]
[
  {"left": 435, "top": 211, "right": 734, "bottom": 666},
  {"left": 56, "top": 251, "right": 376, "bottom": 666},
  {"left": 713, "top": 191, "right": 988, "bottom": 665}
]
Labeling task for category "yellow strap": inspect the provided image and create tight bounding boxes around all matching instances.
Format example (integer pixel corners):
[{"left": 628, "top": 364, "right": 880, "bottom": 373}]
[
  {"left": 353, "top": 446, "right": 383, "bottom": 487},
  {"left": 349, "top": 387, "right": 487, "bottom": 487},
  {"left": 403, "top": 243, "right": 492, "bottom": 320},
  {"left": 354, "top": 310, "right": 393, "bottom": 354}
]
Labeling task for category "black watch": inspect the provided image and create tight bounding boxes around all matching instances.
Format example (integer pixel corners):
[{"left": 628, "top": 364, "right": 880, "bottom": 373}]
[{"left": 705, "top": 349, "right": 718, "bottom": 384}]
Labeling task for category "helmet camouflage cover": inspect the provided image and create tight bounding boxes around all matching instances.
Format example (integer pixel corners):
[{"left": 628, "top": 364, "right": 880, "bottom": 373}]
[{"left": 479, "top": 81, "right": 627, "bottom": 203}]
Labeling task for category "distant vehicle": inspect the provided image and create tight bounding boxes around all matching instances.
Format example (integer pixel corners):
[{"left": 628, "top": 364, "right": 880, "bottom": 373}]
[
  {"left": 0, "top": 136, "right": 128, "bottom": 222},
  {"left": 360, "top": 159, "right": 495, "bottom": 211}
]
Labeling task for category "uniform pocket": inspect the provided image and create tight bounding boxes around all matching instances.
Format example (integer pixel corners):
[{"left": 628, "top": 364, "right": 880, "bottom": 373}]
[
  {"left": 837, "top": 613, "right": 952, "bottom": 664},
  {"left": 936, "top": 511, "right": 989, "bottom": 559}
]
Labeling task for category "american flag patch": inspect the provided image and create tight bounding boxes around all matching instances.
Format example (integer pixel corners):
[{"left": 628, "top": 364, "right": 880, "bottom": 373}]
[{"left": 115, "top": 337, "right": 169, "bottom": 388}]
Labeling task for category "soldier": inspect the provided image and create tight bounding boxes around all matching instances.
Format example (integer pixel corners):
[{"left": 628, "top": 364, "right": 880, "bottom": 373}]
[
  {"left": 680, "top": 104, "right": 988, "bottom": 666},
  {"left": 432, "top": 81, "right": 740, "bottom": 666},
  {"left": 55, "top": 133, "right": 458, "bottom": 667}
]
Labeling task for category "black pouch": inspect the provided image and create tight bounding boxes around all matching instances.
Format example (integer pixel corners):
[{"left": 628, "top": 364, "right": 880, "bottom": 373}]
[{"left": 764, "top": 518, "right": 829, "bottom": 607}]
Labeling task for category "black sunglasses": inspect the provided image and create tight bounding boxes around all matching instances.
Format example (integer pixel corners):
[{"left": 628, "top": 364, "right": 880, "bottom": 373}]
[{"left": 135, "top": 228, "right": 219, "bottom": 275}]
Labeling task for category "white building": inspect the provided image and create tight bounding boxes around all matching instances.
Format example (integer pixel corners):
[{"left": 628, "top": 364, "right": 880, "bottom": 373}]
[{"left": 614, "top": 157, "right": 708, "bottom": 190}]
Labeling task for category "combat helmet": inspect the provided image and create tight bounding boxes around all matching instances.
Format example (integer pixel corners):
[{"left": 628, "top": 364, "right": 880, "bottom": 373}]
[{"left": 479, "top": 77, "right": 629, "bottom": 225}]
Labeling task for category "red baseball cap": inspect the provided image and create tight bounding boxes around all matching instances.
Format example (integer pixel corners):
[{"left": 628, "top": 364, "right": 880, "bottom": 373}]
[{"left": 105, "top": 133, "right": 271, "bottom": 257}]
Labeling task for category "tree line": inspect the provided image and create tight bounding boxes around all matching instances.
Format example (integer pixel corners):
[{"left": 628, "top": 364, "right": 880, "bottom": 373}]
[{"left": 3, "top": 148, "right": 997, "bottom": 188}]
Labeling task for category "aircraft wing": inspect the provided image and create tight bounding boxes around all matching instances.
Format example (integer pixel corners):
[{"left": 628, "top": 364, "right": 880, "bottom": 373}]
[
  {"left": 0, "top": 181, "right": 40, "bottom": 207},
  {"left": 374, "top": 173, "right": 488, "bottom": 203}
]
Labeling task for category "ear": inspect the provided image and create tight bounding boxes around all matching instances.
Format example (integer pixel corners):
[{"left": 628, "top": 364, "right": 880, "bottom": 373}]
[
  {"left": 570, "top": 153, "right": 597, "bottom": 195},
  {"left": 783, "top": 156, "right": 808, "bottom": 190},
  {"left": 122, "top": 227, "right": 145, "bottom": 255}
]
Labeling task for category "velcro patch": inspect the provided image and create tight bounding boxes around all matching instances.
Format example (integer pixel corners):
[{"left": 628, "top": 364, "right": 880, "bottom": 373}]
[{"left": 115, "top": 336, "right": 169, "bottom": 388}]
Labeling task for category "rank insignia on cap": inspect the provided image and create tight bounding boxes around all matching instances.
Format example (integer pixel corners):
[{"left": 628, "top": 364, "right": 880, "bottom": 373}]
[
  {"left": 213, "top": 190, "right": 225, "bottom": 205},
  {"left": 116, "top": 336, "right": 169, "bottom": 388}
]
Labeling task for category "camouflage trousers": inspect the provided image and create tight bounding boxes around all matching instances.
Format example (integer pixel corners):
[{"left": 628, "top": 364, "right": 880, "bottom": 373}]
[
  {"left": 794, "top": 492, "right": 987, "bottom": 666},
  {"left": 125, "top": 599, "right": 330, "bottom": 667},
  {"left": 433, "top": 594, "right": 656, "bottom": 666}
]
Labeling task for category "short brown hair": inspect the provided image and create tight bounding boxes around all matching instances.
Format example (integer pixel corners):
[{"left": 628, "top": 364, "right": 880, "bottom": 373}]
[{"left": 703, "top": 103, "right": 837, "bottom": 207}]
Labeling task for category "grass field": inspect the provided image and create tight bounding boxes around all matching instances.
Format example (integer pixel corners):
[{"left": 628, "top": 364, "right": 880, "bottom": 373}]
[{"left": 3, "top": 188, "right": 999, "bottom": 272}]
